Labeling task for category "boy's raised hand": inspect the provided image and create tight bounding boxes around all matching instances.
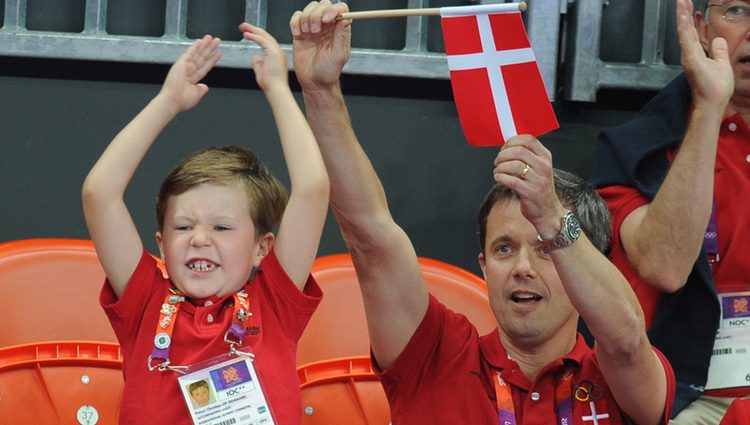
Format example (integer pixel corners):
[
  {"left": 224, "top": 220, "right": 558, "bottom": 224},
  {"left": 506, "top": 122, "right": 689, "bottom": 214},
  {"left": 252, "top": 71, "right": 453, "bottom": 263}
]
[
  {"left": 159, "top": 35, "right": 222, "bottom": 113},
  {"left": 239, "top": 24, "right": 288, "bottom": 93}
]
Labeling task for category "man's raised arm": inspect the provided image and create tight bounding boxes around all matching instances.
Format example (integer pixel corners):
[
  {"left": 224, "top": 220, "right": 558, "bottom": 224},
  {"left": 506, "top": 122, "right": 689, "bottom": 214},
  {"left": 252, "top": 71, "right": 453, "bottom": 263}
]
[
  {"left": 290, "top": 0, "right": 428, "bottom": 368},
  {"left": 497, "top": 135, "right": 672, "bottom": 425},
  {"left": 617, "top": 0, "right": 732, "bottom": 292}
]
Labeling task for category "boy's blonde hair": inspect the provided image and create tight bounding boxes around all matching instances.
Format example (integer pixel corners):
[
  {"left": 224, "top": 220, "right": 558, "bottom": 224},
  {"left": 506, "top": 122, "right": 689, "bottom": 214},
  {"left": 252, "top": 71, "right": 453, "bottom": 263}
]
[
  {"left": 156, "top": 146, "right": 288, "bottom": 237},
  {"left": 188, "top": 380, "right": 209, "bottom": 394}
]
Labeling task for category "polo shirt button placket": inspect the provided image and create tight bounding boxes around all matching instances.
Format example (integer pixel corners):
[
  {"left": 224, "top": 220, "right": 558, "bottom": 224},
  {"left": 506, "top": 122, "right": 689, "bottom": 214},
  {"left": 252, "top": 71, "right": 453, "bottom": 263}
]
[
  {"left": 728, "top": 122, "right": 738, "bottom": 132},
  {"left": 204, "top": 300, "right": 216, "bottom": 324},
  {"left": 745, "top": 154, "right": 750, "bottom": 164},
  {"left": 530, "top": 392, "right": 540, "bottom": 401}
]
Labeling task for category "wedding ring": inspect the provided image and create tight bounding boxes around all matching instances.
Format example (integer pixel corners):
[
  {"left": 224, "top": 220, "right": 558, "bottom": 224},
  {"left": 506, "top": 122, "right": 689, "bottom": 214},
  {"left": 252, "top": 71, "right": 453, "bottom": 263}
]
[{"left": 518, "top": 162, "right": 530, "bottom": 179}]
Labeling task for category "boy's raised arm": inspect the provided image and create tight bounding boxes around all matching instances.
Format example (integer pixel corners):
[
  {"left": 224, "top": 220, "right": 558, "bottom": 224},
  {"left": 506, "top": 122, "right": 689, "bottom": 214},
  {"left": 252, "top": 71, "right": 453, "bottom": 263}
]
[
  {"left": 239, "top": 24, "right": 329, "bottom": 290},
  {"left": 82, "top": 36, "right": 222, "bottom": 298}
]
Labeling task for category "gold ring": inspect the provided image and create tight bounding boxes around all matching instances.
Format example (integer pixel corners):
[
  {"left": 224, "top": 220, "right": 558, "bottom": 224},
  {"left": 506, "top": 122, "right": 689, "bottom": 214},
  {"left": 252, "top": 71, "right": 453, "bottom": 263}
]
[{"left": 519, "top": 162, "right": 530, "bottom": 179}]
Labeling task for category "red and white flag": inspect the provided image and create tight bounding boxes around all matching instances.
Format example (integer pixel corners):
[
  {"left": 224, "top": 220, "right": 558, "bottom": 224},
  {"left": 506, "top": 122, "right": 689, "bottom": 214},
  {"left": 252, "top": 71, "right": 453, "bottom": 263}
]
[{"left": 440, "top": 3, "right": 558, "bottom": 146}]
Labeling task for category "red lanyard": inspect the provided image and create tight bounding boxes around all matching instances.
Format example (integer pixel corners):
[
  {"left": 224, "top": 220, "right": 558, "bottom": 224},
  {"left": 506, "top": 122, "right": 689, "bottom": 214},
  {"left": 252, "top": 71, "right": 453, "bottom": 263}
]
[
  {"left": 494, "top": 368, "right": 574, "bottom": 425},
  {"left": 147, "top": 288, "right": 252, "bottom": 374}
]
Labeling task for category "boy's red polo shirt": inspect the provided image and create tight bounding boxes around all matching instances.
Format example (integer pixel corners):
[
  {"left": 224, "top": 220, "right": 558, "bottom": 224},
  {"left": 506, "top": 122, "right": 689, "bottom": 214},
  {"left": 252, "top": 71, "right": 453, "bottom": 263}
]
[{"left": 101, "top": 248, "right": 321, "bottom": 425}]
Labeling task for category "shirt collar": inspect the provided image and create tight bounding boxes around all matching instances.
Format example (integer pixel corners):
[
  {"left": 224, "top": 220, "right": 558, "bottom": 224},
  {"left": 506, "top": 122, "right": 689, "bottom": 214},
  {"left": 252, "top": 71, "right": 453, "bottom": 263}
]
[{"left": 480, "top": 330, "right": 588, "bottom": 388}]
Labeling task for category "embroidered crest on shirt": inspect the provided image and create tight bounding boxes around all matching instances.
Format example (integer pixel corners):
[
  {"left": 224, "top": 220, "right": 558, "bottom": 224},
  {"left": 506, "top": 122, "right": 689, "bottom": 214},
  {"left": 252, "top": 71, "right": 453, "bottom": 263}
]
[{"left": 575, "top": 381, "right": 610, "bottom": 424}]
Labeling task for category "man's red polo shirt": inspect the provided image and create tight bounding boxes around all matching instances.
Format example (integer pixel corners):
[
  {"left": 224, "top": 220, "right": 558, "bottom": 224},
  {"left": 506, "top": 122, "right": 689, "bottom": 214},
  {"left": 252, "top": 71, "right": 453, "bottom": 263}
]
[
  {"left": 377, "top": 295, "right": 675, "bottom": 424},
  {"left": 598, "top": 114, "right": 750, "bottom": 398}
]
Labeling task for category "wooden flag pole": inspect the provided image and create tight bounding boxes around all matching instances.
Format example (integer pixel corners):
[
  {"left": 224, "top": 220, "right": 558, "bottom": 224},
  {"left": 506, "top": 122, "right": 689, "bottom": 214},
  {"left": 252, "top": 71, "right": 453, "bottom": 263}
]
[
  {"left": 340, "top": 8, "right": 441, "bottom": 20},
  {"left": 339, "top": 2, "right": 526, "bottom": 20}
]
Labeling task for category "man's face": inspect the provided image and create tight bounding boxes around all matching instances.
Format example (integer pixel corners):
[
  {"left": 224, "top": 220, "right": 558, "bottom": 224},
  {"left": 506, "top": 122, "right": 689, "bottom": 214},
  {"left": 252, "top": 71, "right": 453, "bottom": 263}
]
[
  {"left": 478, "top": 200, "right": 578, "bottom": 346},
  {"left": 697, "top": 1, "right": 750, "bottom": 98}
]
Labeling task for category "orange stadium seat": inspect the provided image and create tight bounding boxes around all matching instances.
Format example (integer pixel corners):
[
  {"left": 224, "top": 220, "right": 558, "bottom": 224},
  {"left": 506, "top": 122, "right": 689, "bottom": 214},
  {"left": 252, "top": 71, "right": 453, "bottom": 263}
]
[
  {"left": 0, "top": 239, "right": 124, "bottom": 424},
  {"left": 298, "top": 356, "right": 390, "bottom": 425},
  {"left": 0, "top": 238, "right": 115, "bottom": 346},
  {"left": 0, "top": 341, "right": 123, "bottom": 424},
  {"left": 298, "top": 253, "right": 496, "bottom": 366}
]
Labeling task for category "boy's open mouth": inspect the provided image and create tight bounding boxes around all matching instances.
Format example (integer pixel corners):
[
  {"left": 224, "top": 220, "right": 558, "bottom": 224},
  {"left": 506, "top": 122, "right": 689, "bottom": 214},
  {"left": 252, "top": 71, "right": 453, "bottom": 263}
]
[{"left": 187, "top": 259, "right": 218, "bottom": 272}]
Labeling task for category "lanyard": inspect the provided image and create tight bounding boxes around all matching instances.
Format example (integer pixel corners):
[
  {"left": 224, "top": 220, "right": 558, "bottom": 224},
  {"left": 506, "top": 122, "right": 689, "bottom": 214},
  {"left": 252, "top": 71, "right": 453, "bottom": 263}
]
[
  {"left": 147, "top": 288, "right": 253, "bottom": 374},
  {"left": 494, "top": 368, "right": 573, "bottom": 425},
  {"left": 705, "top": 199, "right": 720, "bottom": 264}
]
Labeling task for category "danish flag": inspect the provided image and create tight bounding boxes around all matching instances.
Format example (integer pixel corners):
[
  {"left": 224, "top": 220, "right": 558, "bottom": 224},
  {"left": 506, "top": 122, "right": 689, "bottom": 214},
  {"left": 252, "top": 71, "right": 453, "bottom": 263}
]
[{"left": 440, "top": 3, "right": 558, "bottom": 146}]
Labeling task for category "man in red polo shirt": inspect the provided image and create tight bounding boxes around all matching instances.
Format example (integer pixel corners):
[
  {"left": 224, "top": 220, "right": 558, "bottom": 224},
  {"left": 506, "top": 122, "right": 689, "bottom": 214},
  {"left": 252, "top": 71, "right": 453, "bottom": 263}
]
[
  {"left": 720, "top": 398, "right": 750, "bottom": 425},
  {"left": 290, "top": 2, "right": 675, "bottom": 424},
  {"left": 590, "top": 0, "right": 750, "bottom": 421}
]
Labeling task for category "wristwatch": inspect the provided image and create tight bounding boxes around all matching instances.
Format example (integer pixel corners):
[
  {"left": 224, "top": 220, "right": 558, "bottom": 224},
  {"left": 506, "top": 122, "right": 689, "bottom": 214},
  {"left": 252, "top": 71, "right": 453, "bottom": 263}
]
[{"left": 537, "top": 211, "right": 581, "bottom": 252}]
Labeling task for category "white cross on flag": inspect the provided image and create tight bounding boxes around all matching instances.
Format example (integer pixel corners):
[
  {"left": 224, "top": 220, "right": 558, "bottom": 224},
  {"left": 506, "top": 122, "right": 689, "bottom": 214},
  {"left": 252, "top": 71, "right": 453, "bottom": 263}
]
[{"left": 440, "top": 3, "right": 558, "bottom": 146}]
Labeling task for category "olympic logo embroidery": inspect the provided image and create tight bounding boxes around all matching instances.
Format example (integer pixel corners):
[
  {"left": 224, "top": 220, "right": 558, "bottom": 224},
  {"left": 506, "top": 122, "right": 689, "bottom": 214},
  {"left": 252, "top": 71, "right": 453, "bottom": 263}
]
[{"left": 574, "top": 380, "right": 605, "bottom": 402}]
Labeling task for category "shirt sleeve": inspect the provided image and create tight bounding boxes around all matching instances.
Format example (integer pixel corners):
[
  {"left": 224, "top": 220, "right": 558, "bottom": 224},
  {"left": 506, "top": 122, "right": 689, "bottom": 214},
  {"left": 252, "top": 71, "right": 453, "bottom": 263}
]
[
  {"left": 376, "top": 295, "right": 480, "bottom": 398},
  {"left": 100, "top": 249, "right": 164, "bottom": 353},
  {"left": 597, "top": 185, "right": 649, "bottom": 249},
  {"left": 255, "top": 248, "right": 322, "bottom": 342},
  {"left": 653, "top": 346, "right": 677, "bottom": 425}
]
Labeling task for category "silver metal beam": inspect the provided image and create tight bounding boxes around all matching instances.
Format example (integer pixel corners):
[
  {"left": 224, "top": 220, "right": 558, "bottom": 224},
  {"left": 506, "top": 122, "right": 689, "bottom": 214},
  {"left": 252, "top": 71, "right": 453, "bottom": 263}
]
[
  {"left": 599, "top": 62, "right": 681, "bottom": 90},
  {"left": 565, "top": 0, "right": 680, "bottom": 100},
  {"left": 525, "top": 0, "right": 562, "bottom": 100},
  {"left": 0, "top": 0, "right": 569, "bottom": 101},
  {"left": 4, "top": 0, "right": 26, "bottom": 30},
  {"left": 404, "top": 0, "right": 429, "bottom": 52},
  {"left": 641, "top": 0, "right": 668, "bottom": 64},
  {"left": 565, "top": 0, "right": 603, "bottom": 101},
  {"left": 164, "top": 0, "right": 188, "bottom": 39},
  {"left": 0, "top": 31, "right": 449, "bottom": 78},
  {"left": 84, "top": 0, "right": 107, "bottom": 34},
  {"left": 245, "top": 0, "right": 268, "bottom": 28}
]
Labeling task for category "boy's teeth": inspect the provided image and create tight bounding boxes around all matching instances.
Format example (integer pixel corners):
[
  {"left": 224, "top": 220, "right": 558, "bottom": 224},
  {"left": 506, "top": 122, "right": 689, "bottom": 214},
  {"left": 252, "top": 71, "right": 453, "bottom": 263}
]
[{"left": 189, "top": 260, "right": 215, "bottom": 271}]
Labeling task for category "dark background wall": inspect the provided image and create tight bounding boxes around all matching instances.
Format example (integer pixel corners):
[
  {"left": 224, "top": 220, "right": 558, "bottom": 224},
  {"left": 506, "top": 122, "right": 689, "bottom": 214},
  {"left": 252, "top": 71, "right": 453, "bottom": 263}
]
[
  {"left": 0, "top": 0, "right": 670, "bottom": 276},
  {"left": 0, "top": 55, "right": 654, "bottom": 276}
]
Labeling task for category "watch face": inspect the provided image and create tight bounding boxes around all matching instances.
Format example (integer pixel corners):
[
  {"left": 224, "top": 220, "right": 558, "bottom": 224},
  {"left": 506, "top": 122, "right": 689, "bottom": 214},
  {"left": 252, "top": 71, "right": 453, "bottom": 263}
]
[{"left": 564, "top": 212, "right": 581, "bottom": 240}]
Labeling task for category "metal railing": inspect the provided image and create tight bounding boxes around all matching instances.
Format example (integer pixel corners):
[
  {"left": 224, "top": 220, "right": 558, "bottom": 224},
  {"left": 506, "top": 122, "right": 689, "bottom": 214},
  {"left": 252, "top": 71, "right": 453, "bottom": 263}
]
[
  {"left": 564, "top": 0, "right": 681, "bottom": 101},
  {"left": 0, "top": 0, "right": 562, "bottom": 99},
  {"left": 1, "top": 0, "right": 683, "bottom": 102}
]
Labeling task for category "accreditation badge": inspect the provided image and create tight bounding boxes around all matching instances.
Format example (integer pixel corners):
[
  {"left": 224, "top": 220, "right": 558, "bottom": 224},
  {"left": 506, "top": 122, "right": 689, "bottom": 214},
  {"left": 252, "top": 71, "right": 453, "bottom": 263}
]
[
  {"left": 705, "top": 292, "right": 750, "bottom": 390},
  {"left": 178, "top": 354, "right": 276, "bottom": 425}
]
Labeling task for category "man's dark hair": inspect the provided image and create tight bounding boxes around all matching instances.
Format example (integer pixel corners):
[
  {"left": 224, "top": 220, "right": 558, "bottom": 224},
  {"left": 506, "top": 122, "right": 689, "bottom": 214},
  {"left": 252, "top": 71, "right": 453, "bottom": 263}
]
[{"left": 476, "top": 168, "right": 612, "bottom": 254}]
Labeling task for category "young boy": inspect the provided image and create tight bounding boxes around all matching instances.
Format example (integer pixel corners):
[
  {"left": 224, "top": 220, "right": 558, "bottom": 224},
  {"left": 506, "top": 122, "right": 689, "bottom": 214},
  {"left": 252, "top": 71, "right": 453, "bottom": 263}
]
[
  {"left": 188, "top": 380, "right": 212, "bottom": 408},
  {"left": 82, "top": 25, "right": 329, "bottom": 425}
]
